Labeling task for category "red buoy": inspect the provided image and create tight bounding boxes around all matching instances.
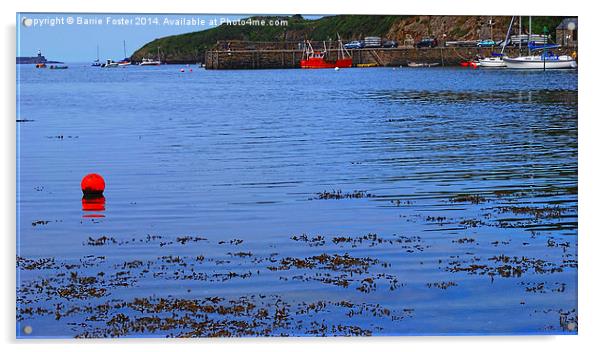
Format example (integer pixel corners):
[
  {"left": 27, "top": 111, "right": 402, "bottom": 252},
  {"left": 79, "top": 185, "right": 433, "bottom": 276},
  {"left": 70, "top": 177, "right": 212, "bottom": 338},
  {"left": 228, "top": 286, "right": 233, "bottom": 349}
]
[{"left": 81, "top": 173, "right": 105, "bottom": 197}]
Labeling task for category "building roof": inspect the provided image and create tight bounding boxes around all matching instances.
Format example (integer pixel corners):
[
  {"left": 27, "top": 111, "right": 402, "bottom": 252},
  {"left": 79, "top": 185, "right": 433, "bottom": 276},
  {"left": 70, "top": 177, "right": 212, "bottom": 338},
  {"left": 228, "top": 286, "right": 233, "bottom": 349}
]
[{"left": 557, "top": 17, "right": 578, "bottom": 30}]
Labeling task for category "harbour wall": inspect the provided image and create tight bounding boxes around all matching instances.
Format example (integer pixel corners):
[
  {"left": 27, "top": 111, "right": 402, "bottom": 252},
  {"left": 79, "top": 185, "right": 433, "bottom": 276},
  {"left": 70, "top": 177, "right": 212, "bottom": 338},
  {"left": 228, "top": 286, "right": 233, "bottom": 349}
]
[{"left": 204, "top": 47, "right": 577, "bottom": 70}]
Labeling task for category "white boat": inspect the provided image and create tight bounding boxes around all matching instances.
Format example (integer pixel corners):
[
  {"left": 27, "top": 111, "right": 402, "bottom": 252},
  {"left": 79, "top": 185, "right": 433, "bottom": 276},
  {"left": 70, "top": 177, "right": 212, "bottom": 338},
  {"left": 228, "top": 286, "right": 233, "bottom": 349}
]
[
  {"left": 479, "top": 56, "right": 506, "bottom": 67},
  {"left": 478, "top": 16, "right": 514, "bottom": 68},
  {"left": 503, "top": 54, "right": 577, "bottom": 69},
  {"left": 139, "top": 57, "right": 161, "bottom": 66},
  {"left": 92, "top": 45, "right": 101, "bottom": 67},
  {"left": 407, "top": 62, "right": 440, "bottom": 68},
  {"left": 502, "top": 16, "right": 577, "bottom": 70},
  {"left": 102, "top": 59, "right": 119, "bottom": 68},
  {"left": 140, "top": 47, "right": 162, "bottom": 66}
]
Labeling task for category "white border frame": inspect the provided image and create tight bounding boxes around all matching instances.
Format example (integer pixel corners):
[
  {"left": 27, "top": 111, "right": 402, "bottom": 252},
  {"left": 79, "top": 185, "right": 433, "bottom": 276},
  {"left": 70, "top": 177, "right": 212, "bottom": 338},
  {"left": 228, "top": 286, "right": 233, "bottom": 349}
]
[{"left": 3, "top": 1, "right": 599, "bottom": 351}]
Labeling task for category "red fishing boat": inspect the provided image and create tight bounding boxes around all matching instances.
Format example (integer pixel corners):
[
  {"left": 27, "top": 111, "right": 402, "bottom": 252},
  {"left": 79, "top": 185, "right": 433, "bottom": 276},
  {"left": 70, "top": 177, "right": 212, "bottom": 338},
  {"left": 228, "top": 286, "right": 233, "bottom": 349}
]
[{"left": 301, "top": 38, "right": 352, "bottom": 69}]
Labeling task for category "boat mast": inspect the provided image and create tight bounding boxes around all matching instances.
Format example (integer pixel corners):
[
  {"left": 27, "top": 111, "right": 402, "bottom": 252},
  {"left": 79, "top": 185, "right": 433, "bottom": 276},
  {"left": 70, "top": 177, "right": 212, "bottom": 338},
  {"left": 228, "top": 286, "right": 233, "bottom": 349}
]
[
  {"left": 337, "top": 33, "right": 350, "bottom": 59},
  {"left": 527, "top": 16, "right": 531, "bottom": 55},
  {"left": 123, "top": 40, "right": 127, "bottom": 59},
  {"left": 96, "top": 45, "right": 99, "bottom": 61},
  {"left": 543, "top": 26, "right": 548, "bottom": 71},
  {"left": 519, "top": 16, "right": 522, "bottom": 53},
  {"left": 501, "top": 16, "right": 515, "bottom": 55}
]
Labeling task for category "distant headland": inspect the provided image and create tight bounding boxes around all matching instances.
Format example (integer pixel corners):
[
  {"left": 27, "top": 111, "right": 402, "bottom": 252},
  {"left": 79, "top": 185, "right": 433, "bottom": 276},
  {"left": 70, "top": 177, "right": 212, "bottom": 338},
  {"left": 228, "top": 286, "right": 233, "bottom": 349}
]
[{"left": 16, "top": 50, "right": 63, "bottom": 64}]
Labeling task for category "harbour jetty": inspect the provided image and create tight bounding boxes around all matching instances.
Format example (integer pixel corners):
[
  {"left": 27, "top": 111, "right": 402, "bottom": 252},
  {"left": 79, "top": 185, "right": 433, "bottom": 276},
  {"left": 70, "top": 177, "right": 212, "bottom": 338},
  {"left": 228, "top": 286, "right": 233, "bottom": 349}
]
[{"left": 204, "top": 42, "right": 575, "bottom": 69}]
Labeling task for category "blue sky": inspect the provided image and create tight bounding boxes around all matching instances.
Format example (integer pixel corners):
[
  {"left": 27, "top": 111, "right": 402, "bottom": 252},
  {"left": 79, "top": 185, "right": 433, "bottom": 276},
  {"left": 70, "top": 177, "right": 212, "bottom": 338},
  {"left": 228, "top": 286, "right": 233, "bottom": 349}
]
[{"left": 17, "top": 13, "right": 259, "bottom": 62}]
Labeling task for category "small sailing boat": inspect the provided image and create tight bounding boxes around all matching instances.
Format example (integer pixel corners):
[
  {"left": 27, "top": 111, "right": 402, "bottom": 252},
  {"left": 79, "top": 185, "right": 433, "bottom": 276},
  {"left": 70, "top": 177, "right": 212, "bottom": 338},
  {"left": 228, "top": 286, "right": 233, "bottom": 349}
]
[
  {"left": 117, "top": 40, "right": 131, "bottom": 67},
  {"left": 479, "top": 16, "right": 513, "bottom": 68},
  {"left": 92, "top": 45, "right": 101, "bottom": 67}
]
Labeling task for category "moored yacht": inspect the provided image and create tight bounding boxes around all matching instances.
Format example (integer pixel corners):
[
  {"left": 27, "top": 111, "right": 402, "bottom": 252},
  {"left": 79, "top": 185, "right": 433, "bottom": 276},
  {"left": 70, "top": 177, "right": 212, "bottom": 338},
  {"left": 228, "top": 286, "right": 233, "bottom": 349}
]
[
  {"left": 479, "top": 55, "right": 506, "bottom": 68},
  {"left": 479, "top": 16, "right": 513, "bottom": 68},
  {"left": 101, "top": 59, "right": 119, "bottom": 68},
  {"left": 503, "top": 44, "right": 577, "bottom": 69},
  {"left": 503, "top": 53, "right": 577, "bottom": 69},
  {"left": 139, "top": 57, "right": 161, "bottom": 66},
  {"left": 139, "top": 47, "right": 162, "bottom": 66}
]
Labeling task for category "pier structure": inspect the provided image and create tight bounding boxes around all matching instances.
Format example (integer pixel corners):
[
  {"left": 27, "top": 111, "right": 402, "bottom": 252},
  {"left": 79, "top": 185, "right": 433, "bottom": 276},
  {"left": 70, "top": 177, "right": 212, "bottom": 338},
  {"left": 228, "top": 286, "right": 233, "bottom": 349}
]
[{"left": 204, "top": 41, "right": 576, "bottom": 69}]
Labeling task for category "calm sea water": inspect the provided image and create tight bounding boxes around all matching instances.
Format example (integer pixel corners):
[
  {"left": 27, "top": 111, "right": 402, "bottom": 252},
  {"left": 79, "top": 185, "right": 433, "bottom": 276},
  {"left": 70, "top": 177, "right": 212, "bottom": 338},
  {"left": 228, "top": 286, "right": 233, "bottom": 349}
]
[{"left": 16, "top": 65, "right": 577, "bottom": 337}]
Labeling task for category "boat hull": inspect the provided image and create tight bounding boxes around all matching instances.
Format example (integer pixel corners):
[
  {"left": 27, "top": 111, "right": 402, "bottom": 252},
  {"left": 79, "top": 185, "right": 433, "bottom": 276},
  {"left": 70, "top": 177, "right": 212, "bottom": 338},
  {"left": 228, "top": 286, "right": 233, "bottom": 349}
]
[
  {"left": 300, "top": 58, "right": 352, "bottom": 69},
  {"left": 503, "top": 56, "right": 577, "bottom": 69},
  {"left": 479, "top": 57, "right": 506, "bottom": 67}
]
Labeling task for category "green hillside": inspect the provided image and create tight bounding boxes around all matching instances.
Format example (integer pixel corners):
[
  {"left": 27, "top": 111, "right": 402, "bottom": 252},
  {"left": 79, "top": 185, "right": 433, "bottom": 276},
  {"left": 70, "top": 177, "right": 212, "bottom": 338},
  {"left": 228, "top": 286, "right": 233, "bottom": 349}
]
[{"left": 131, "top": 15, "right": 406, "bottom": 63}]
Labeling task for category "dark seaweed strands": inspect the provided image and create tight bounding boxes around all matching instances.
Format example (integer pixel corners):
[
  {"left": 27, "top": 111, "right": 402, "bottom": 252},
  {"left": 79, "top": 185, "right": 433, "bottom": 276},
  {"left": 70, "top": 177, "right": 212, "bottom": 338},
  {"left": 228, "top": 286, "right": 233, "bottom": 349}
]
[
  {"left": 17, "top": 231, "right": 577, "bottom": 336},
  {"left": 442, "top": 192, "right": 575, "bottom": 231},
  {"left": 84, "top": 234, "right": 208, "bottom": 247},
  {"left": 311, "top": 190, "right": 374, "bottom": 200},
  {"left": 56, "top": 295, "right": 410, "bottom": 338},
  {"left": 445, "top": 254, "right": 576, "bottom": 279},
  {"left": 290, "top": 233, "right": 426, "bottom": 251},
  {"left": 16, "top": 233, "right": 423, "bottom": 336},
  {"left": 18, "top": 270, "right": 411, "bottom": 337}
]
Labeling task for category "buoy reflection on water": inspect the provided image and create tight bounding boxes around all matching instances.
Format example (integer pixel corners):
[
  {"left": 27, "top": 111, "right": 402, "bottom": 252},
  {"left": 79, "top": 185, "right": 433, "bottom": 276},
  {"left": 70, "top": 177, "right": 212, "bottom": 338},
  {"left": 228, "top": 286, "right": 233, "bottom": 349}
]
[{"left": 82, "top": 196, "right": 106, "bottom": 218}]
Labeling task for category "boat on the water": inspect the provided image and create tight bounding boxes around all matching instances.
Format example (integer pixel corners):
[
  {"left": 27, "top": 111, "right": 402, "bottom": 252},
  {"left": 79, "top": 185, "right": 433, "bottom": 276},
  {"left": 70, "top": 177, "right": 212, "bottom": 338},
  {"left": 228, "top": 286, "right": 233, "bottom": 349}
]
[
  {"left": 503, "top": 52, "right": 577, "bottom": 69},
  {"left": 301, "top": 36, "right": 352, "bottom": 69},
  {"left": 48, "top": 65, "right": 68, "bottom": 69},
  {"left": 502, "top": 17, "right": 576, "bottom": 70},
  {"left": 92, "top": 45, "right": 101, "bottom": 67},
  {"left": 139, "top": 58, "right": 161, "bottom": 66},
  {"left": 503, "top": 43, "right": 577, "bottom": 69},
  {"left": 117, "top": 40, "right": 131, "bottom": 67},
  {"left": 140, "top": 47, "right": 162, "bottom": 66},
  {"left": 479, "top": 55, "right": 506, "bottom": 68},
  {"left": 459, "top": 60, "right": 479, "bottom": 68},
  {"left": 479, "top": 16, "right": 515, "bottom": 68},
  {"left": 101, "top": 59, "right": 119, "bottom": 68},
  {"left": 35, "top": 63, "right": 46, "bottom": 68},
  {"left": 407, "top": 62, "right": 440, "bottom": 68},
  {"left": 117, "top": 59, "right": 131, "bottom": 67}
]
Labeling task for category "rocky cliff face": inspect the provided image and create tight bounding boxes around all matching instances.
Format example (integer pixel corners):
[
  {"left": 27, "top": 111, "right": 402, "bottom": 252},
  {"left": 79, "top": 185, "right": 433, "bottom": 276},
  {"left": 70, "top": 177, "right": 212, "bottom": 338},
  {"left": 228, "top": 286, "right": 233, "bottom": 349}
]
[{"left": 386, "top": 16, "right": 514, "bottom": 43}]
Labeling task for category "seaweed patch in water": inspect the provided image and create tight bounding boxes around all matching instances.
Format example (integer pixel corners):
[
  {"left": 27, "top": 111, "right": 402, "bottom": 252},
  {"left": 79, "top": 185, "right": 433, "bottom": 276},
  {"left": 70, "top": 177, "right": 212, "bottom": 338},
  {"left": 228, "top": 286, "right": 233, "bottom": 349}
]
[
  {"left": 311, "top": 190, "right": 375, "bottom": 200},
  {"left": 19, "top": 293, "right": 409, "bottom": 337},
  {"left": 449, "top": 194, "right": 486, "bottom": 204},
  {"left": 496, "top": 206, "right": 565, "bottom": 219},
  {"left": 446, "top": 254, "right": 570, "bottom": 278}
]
